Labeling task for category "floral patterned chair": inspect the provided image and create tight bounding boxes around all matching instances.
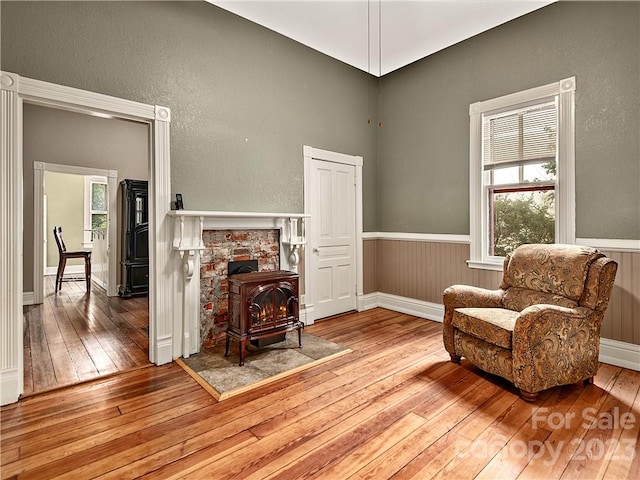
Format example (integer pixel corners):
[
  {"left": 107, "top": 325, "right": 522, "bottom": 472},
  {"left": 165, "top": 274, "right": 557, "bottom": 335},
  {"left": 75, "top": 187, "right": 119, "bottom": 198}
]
[{"left": 443, "top": 244, "right": 617, "bottom": 401}]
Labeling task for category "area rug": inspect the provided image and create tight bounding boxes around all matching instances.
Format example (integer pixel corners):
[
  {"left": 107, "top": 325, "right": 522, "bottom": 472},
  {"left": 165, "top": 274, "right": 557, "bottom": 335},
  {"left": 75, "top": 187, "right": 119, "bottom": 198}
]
[{"left": 177, "top": 332, "right": 351, "bottom": 400}]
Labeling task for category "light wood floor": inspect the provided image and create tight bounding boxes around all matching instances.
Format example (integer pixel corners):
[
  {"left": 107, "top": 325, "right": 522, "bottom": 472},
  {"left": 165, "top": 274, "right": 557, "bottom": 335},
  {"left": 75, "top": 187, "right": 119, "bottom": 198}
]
[
  {"left": 22, "top": 277, "right": 150, "bottom": 396},
  {"left": 2, "top": 309, "right": 638, "bottom": 479}
]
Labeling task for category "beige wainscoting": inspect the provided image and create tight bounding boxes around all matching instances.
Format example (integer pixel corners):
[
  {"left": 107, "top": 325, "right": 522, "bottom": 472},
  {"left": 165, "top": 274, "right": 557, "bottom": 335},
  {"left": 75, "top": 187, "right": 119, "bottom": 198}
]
[{"left": 363, "top": 239, "right": 640, "bottom": 347}]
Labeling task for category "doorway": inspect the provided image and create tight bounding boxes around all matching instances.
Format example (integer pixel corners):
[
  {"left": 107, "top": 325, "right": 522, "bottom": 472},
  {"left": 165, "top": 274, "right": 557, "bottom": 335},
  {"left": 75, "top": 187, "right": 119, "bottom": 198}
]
[
  {"left": 303, "top": 146, "right": 364, "bottom": 323},
  {"left": 1, "top": 71, "right": 174, "bottom": 406},
  {"left": 33, "top": 162, "right": 120, "bottom": 302},
  {"left": 23, "top": 105, "right": 151, "bottom": 396}
]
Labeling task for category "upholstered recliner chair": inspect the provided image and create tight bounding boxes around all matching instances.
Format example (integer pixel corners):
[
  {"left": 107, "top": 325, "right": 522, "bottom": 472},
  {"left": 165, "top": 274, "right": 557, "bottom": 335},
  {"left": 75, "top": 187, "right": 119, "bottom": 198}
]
[{"left": 443, "top": 244, "right": 617, "bottom": 401}]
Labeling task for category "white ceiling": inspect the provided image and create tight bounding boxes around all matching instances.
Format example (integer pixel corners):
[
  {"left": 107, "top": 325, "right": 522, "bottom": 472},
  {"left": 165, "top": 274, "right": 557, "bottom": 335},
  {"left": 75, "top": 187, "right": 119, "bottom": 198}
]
[{"left": 209, "top": 0, "right": 555, "bottom": 76}]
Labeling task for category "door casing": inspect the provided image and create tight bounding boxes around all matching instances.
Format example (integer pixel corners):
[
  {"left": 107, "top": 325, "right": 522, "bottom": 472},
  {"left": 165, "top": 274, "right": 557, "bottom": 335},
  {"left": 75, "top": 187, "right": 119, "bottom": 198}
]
[
  {"left": 303, "top": 145, "right": 364, "bottom": 324},
  {"left": 1, "top": 71, "right": 174, "bottom": 406}
]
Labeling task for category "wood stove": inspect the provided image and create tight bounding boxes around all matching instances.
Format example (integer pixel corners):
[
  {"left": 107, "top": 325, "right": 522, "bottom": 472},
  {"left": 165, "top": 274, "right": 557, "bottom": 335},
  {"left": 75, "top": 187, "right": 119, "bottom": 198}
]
[{"left": 225, "top": 270, "right": 303, "bottom": 366}]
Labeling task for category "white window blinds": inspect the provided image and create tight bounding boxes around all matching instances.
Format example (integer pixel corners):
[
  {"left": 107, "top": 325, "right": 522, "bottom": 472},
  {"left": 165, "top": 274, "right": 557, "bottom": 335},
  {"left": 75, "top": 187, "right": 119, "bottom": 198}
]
[{"left": 483, "top": 100, "right": 557, "bottom": 170}]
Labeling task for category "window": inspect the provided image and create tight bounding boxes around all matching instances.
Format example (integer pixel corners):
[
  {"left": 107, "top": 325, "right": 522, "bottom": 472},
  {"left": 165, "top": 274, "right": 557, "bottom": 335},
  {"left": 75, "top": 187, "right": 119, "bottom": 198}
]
[
  {"left": 83, "top": 175, "right": 108, "bottom": 246},
  {"left": 469, "top": 78, "right": 576, "bottom": 270}
]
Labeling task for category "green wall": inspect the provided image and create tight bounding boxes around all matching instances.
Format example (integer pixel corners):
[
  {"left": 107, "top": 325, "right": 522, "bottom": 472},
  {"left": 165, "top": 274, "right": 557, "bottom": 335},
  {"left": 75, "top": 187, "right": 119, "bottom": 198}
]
[
  {"left": 1, "top": 1, "right": 379, "bottom": 229},
  {"left": 377, "top": 1, "right": 639, "bottom": 239},
  {"left": 2, "top": 1, "right": 638, "bottom": 242},
  {"left": 44, "top": 172, "right": 85, "bottom": 268}
]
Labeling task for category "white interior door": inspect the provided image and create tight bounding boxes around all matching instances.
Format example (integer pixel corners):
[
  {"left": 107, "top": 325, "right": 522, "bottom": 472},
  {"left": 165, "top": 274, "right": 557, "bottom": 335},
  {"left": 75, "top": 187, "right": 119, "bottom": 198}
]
[{"left": 309, "top": 158, "right": 357, "bottom": 319}]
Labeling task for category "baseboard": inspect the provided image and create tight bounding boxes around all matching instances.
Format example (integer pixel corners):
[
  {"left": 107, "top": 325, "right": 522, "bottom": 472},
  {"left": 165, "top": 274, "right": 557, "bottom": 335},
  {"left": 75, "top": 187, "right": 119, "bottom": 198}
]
[
  {"left": 45, "top": 265, "right": 85, "bottom": 276},
  {"left": 599, "top": 338, "right": 640, "bottom": 371},
  {"left": 0, "top": 368, "right": 21, "bottom": 406},
  {"left": 93, "top": 277, "right": 107, "bottom": 290},
  {"left": 300, "top": 306, "right": 314, "bottom": 326},
  {"left": 23, "top": 291, "right": 35, "bottom": 306},
  {"left": 358, "top": 293, "right": 380, "bottom": 312},
  {"left": 361, "top": 292, "right": 639, "bottom": 372},
  {"left": 359, "top": 292, "right": 444, "bottom": 322}
]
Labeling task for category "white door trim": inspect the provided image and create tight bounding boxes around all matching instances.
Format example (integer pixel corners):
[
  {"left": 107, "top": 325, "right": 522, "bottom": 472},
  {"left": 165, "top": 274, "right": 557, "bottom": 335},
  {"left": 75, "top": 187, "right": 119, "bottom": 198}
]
[
  {"left": 303, "top": 145, "right": 363, "bottom": 324},
  {"left": 1, "top": 71, "right": 174, "bottom": 406},
  {"left": 33, "top": 162, "right": 119, "bottom": 301}
]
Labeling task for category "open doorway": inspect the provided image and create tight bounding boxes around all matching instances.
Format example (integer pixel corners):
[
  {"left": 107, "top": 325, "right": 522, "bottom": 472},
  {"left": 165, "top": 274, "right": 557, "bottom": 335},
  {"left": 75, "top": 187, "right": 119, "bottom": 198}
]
[
  {"left": 2, "top": 71, "right": 174, "bottom": 406},
  {"left": 38, "top": 167, "right": 116, "bottom": 295},
  {"left": 22, "top": 103, "right": 152, "bottom": 396}
]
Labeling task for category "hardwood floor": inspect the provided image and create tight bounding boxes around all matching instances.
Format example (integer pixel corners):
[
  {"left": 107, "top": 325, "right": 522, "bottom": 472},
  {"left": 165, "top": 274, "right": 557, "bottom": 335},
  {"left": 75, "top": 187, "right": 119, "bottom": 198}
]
[
  {"left": 2, "top": 309, "right": 638, "bottom": 479},
  {"left": 22, "top": 277, "right": 150, "bottom": 396}
]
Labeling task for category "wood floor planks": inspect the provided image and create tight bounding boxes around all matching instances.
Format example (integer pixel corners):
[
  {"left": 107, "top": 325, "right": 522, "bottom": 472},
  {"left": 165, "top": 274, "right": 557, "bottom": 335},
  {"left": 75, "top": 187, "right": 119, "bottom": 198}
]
[
  {"left": 21, "top": 277, "right": 150, "bottom": 396},
  {"left": 2, "top": 309, "right": 639, "bottom": 479}
]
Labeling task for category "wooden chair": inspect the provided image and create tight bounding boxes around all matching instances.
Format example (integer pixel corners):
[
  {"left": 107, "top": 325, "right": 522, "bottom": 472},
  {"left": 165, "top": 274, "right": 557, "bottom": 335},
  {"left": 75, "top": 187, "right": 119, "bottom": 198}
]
[{"left": 53, "top": 226, "right": 92, "bottom": 292}]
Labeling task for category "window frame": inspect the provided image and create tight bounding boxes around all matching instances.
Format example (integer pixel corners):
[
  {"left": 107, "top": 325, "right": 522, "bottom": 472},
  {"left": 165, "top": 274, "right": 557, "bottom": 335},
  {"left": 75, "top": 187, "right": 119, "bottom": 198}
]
[
  {"left": 83, "top": 175, "right": 108, "bottom": 247},
  {"left": 468, "top": 77, "right": 576, "bottom": 270}
]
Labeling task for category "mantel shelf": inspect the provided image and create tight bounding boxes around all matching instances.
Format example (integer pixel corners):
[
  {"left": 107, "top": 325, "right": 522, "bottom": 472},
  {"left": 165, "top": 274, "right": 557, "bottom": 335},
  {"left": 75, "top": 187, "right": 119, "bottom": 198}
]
[
  {"left": 169, "top": 211, "right": 309, "bottom": 271},
  {"left": 168, "top": 210, "right": 310, "bottom": 219}
]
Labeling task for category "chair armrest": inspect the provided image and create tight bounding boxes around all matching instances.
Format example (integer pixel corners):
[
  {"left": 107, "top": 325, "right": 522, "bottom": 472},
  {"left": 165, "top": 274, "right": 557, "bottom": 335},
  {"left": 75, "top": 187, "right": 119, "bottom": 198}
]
[
  {"left": 442, "top": 285, "right": 505, "bottom": 355},
  {"left": 443, "top": 285, "right": 505, "bottom": 309},
  {"left": 512, "top": 304, "right": 602, "bottom": 393}
]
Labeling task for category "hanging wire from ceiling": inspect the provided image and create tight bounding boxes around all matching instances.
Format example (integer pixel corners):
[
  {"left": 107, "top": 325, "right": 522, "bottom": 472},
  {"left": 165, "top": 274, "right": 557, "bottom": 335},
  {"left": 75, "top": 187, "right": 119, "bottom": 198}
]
[
  {"left": 367, "top": 0, "right": 372, "bottom": 125},
  {"left": 378, "top": 0, "right": 383, "bottom": 128}
]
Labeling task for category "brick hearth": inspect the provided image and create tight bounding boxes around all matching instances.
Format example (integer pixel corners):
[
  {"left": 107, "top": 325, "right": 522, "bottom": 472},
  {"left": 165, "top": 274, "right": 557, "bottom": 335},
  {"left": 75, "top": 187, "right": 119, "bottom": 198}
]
[{"left": 199, "top": 229, "right": 280, "bottom": 347}]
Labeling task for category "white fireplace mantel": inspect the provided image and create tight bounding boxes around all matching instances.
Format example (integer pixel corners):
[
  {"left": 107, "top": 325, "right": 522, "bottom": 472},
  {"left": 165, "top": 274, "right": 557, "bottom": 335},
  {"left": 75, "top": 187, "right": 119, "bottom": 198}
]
[
  {"left": 168, "top": 210, "right": 309, "bottom": 252},
  {"left": 168, "top": 210, "right": 311, "bottom": 358}
]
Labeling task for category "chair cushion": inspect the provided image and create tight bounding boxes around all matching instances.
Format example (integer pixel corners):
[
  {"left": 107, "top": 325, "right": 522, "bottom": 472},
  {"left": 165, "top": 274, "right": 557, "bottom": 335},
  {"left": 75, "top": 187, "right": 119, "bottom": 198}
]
[
  {"left": 502, "top": 244, "right": 603, "bottom": 302},
  {"left": 502, "top": 287, "right": 578, "bottom": 312},
  {"left": 452, "top": 307, "right": 519, "bottom": 349}
]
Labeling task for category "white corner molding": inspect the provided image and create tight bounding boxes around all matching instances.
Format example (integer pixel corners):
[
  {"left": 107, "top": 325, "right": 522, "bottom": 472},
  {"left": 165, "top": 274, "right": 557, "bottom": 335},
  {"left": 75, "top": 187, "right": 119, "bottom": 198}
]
[
  {"left": 1, "top": 71, "right": 173, "bottom": 405},
  {"left": 155, "top": 105, "right": 171, "bottom": 122}
]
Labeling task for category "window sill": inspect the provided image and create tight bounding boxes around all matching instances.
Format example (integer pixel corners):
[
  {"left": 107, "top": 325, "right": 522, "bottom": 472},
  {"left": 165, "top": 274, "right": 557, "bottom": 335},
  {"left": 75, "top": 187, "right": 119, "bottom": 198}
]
[{"left": 466, "top": 260, "right": 504, "bottom": 272}]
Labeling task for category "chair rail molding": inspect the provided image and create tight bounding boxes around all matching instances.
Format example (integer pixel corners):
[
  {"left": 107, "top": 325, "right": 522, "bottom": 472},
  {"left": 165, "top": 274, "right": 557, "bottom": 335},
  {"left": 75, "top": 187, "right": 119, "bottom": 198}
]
[{"left": 1, "top": 71, "right": 173, "bottom": 405}]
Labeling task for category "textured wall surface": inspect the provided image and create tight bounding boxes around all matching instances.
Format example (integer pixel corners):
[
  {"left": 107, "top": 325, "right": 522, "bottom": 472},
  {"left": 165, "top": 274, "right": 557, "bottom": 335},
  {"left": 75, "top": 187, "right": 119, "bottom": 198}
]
[
  {"left": 44, "top": 172, "right": 85, "bottom": 268},
  {"left": 377, "top": 1, "right": 639, "bottom": 238},
  {"left": 1, "top": 1, "right": 378, "bottom": 229}
]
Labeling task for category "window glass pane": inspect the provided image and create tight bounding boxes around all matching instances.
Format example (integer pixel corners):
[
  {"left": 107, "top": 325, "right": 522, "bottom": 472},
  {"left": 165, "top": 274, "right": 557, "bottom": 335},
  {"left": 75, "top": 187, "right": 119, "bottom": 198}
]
[
  {"left": 91, "top": 183, "right": 107, "bottom": 211},
  {"left": 91, "top": 213, "right": 107, "bottom": 231},
  {"left": 492, "top": 166, "right": 519, "bottom": 185},
  {"left": 490, "top": 189, "right": 555, "bottom": 257},
  {"left": 523, "top": 162, "right": 556, "bottom": 182}
]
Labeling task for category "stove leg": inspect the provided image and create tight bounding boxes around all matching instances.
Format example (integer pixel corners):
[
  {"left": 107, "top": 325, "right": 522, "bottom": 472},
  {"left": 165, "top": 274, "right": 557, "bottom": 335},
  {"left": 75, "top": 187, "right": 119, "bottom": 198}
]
[
  {"left": 239, "top": 339, "right": 246, "bottom": 366},
  {"left": 224, "top": 334, "right": 230, "bottom": 357}
]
